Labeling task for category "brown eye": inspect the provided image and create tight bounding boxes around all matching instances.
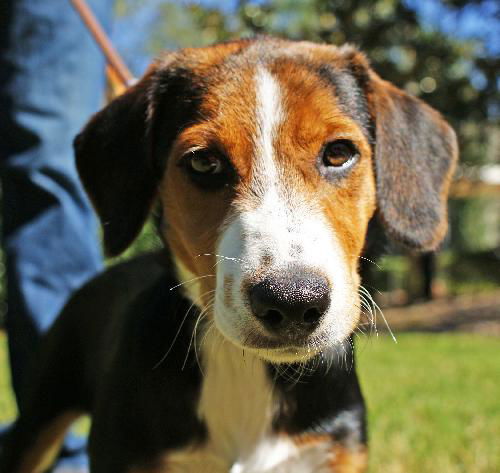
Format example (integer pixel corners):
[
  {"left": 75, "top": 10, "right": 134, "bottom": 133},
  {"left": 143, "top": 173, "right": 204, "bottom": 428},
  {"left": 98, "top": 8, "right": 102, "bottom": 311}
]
[
  {"left": 189, "top": 152, "right": 222, "bottom": 174},
  {"left": 322, "top": 140, "right": 359, "bottom": 168},
  {"left": 181, "top": 149, "right": 235, "bottom": 191}
]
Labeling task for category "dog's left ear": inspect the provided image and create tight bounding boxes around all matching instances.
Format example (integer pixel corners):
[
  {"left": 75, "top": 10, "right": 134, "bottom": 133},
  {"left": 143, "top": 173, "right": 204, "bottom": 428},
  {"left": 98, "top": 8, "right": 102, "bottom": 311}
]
[{"left": 346, "top": 51, "right": 458, "bottom": 251}]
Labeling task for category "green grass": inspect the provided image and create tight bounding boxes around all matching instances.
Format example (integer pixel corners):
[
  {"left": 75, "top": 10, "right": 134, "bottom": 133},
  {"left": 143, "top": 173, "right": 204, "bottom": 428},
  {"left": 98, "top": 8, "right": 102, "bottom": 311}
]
[
  {"left": 357, "top": 333, "right": 500, "bottom": 473},
  {"left": 0, "top": 332, "right": 498, "bottom": 472},
  {"left": 0, "top": 332, "right": 16, "bottom": 424}
]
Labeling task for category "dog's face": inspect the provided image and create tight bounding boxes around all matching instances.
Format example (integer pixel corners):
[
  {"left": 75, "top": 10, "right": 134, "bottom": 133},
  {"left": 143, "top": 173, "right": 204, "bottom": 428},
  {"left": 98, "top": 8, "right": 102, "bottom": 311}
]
[{"left": 75, "top": 38, "right": 457, "bottom": 363}]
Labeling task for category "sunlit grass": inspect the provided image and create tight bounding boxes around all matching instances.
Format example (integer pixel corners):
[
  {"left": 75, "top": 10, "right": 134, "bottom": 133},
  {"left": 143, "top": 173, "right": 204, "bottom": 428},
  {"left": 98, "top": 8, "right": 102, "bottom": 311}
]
[
  {"left": 0, "top": 332, "right": 16, "bottom": 425},
  {"left": 357, "top": 333, "right": 500, "bottom": 473}
]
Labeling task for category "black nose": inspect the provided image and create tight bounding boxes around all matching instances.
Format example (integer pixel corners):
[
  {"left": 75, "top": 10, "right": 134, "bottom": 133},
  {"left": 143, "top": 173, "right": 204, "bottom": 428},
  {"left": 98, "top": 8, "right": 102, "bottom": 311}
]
[{"left": 249, "top": 268, "right": 330, "bottom": 335}]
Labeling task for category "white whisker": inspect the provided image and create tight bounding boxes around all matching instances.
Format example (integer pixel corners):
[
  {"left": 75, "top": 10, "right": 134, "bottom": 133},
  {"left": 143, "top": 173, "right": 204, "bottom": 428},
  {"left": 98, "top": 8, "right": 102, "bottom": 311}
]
[
  {"left": 169, "top": 274, "right": 214, "bottom": 291},
  {"left": 153, "top": 289, "right": 215, "bottom": 370},
  {"left": 359, "top": 285, "right": 397, "bottom": 343}
]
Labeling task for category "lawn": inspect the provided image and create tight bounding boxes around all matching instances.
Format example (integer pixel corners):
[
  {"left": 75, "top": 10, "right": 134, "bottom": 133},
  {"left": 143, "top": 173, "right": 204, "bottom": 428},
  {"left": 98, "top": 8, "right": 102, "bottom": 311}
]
[
  {"left": 0, "top": 332, "right": 16, "bottom": 425},
  {"left": 357, "top": 333, "right": 500, "bottom": 473},
  {"left": 0, "top": 332, "right": 498, "bottom": 472}
]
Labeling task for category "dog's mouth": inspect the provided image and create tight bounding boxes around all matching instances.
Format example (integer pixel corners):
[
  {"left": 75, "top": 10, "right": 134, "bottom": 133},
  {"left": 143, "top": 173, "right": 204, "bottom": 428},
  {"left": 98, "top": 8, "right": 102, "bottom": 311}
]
[
  {"left": 211, "top": 322, "right": 325, "bottom": 364},
  {"left": 235, "top": 326, "right": 325, "bottom": 351},
  {"left": 238, "top": 339, "right": 325, "bottom": 364},
  {"left": 211, "top": 317, "right": 349, "bottom": 365},
  {"left": 245, "top": 345, "right": 323, "bottom": 364}
]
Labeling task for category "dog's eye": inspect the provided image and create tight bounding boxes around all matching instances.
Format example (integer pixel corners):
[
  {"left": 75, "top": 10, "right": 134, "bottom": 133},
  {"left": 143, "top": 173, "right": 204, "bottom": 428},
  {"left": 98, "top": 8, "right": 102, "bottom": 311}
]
[
  {"left": 189, "top": 152, "right": 223, "bottom": 175},
  {"left": 322, "top": 140, "right": 359, "bottom": 168},
  {"left": 181, "top": 149, "right": 235, "bottom": 190}
]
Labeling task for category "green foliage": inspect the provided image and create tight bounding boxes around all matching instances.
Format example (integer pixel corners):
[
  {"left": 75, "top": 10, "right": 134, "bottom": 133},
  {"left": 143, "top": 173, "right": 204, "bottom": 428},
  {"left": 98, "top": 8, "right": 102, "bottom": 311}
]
[
  {"left": 450, "top": 197, "right": 500, "bottom": 251},
  {"left": 442, "top": 249, "right": 500, "bottom": 293}
]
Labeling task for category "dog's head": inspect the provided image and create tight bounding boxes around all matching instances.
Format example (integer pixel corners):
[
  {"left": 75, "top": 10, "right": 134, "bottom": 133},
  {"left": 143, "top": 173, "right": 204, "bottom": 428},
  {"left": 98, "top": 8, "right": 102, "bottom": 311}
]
[{"left": 75, "top": 38, "right": 457, "bottom": 363}]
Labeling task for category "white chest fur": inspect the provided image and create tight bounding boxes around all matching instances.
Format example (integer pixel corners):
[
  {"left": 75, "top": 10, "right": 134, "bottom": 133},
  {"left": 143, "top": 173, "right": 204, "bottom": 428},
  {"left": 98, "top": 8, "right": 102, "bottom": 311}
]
[
  {"left": 200, "top": 331, "right": 301, "bottom": 472},
  {"left": 198, "top": 332, "right": 273, "bottom": 458},
  {"left": 166, "top": 331, "right": 299, "bottom": 473}
]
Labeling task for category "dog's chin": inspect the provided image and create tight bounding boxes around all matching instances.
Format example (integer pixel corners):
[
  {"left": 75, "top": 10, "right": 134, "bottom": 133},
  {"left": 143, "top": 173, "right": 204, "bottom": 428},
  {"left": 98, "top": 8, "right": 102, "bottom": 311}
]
[
  {"left": 244, "top": 345, "right": 322, "bottom": 364},
  {"left": 212, "top": 316, "right": 328, "bottom": 364}
]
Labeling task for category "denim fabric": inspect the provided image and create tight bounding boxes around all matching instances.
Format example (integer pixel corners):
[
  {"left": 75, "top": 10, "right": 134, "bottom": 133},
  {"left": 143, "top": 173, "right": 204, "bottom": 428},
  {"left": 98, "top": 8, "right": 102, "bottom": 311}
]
[{"left": 0, "top": 1, "right": 113, "bottom": 470}]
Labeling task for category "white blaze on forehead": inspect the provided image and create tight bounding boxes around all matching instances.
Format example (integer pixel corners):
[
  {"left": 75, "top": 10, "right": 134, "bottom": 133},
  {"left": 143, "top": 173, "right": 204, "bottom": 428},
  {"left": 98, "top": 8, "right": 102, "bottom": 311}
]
[
  {"left": 249, "top": 67, "right": 299, "bottom": 260},
  {"left": 250, "top": 68, "right": 321, "bottom": 264},
  {"left": 252, "top": 67, "right": 283, "bottom": 193}
]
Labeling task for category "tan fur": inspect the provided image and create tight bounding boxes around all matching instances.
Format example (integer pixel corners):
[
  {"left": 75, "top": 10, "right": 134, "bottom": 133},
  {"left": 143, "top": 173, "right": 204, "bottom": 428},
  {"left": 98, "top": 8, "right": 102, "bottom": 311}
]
[
  {"left": 291, "top": 435, "right": 368, "bottom": 473},
  {"left": 17, "top": 411, "right": 82, "bottom": 473}
]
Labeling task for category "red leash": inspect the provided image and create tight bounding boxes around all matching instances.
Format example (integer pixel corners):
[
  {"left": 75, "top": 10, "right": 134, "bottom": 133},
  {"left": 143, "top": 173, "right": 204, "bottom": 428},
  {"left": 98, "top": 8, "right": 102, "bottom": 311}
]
[{"left": 70, "top": 0, "right": 136, "bottom": 93}]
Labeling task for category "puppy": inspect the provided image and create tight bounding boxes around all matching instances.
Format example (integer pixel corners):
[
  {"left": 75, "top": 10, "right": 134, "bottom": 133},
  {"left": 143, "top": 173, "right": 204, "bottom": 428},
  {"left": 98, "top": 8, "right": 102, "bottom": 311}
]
[{"left": 0, "top": 37, "right": 457, "bottom": 473}]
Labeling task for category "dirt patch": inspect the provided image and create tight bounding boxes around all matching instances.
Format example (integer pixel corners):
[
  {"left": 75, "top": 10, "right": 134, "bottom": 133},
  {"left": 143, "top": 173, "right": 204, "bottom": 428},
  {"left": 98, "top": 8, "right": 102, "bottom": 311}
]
[{"left": 379, "top": 290, "right": 500, "bottom": 336}]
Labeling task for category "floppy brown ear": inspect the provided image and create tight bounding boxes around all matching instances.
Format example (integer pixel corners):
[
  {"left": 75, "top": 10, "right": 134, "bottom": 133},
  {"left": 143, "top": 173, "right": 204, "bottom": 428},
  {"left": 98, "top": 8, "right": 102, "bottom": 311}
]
[
  {"left": 365, "top": 72, "right": 458, "bottom": 251},
  {"left": 75, "top": 60, "right": 202, "bottom": 257}
]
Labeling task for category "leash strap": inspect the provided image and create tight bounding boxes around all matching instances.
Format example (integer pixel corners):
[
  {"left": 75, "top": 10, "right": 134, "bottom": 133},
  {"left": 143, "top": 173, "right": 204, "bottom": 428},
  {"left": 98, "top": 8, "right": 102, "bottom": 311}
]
[{"left": 70, "top": 0, "right": 136, "bottom": 93}]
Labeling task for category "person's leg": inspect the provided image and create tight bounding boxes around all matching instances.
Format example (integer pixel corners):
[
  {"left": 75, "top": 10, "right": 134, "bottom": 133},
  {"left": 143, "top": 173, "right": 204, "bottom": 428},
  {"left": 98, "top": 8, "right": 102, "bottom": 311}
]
[{"left": 0, "top": 1, "right": 112, "bottom": 470}]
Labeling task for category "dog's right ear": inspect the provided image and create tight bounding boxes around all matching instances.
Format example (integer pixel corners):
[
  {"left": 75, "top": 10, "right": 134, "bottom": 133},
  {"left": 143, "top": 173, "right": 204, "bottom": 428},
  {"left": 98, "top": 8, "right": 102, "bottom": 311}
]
[
  {"left": 74, "top": 71, "right": 158, "bottom": 257},
  {"left": 75, "top": 61, "right": 202, "bottom": 257}
]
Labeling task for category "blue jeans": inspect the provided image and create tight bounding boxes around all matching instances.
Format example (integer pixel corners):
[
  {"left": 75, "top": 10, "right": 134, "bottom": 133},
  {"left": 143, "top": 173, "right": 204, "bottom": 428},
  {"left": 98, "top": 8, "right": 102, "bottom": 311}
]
[{"left": 0, "top": 1, "right": 112, "bottom": 470}]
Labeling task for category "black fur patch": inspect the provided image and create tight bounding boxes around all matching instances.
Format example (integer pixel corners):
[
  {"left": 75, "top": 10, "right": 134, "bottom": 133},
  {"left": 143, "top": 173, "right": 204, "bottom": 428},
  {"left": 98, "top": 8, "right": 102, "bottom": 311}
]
[
  {"left": 316, "top": 65, "right": 373, "bottom": 142},
  {"left": 270, "top": 342, "right": 367, "bottom": 446}
]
